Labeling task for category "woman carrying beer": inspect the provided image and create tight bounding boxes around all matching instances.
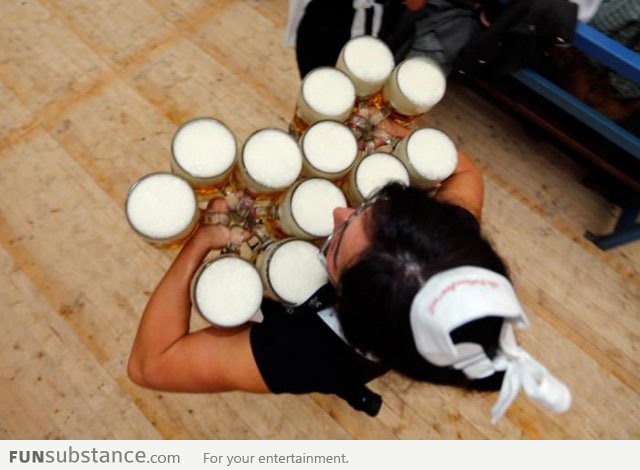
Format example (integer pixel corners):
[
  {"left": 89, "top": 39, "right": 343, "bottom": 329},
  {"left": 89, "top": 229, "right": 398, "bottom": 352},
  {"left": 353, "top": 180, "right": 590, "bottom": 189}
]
[{"left": 128, "top": 129, "right": 571, "bottom": 423}]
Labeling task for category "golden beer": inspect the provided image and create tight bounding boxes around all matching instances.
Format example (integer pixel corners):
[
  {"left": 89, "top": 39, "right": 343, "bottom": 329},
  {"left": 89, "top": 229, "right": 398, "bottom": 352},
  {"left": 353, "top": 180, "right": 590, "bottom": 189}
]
[
  {"left": 300, "top": 120, "right": 358, "bottom": 180},
  {"left": 192, "top": 255, "right": 263, "bottom": 327},
  {"left": 171, "top": 117, "right": 237, "bottom": 199},
  {"left": 345, "top": 152, "right": 410, "bottom": 205},
  {"left": 393, "top": 127, "right": 458, "bottom": 188},
  {"left": 278, "top": 178, "right": 347, "bottom": 239},
  {"left": 376, "top": 56, "right": 446, "bottom": 126},
  {"left": 336, "top": 35, "right": 395, "bottom": 98},
  {"left": 236, "top": 128, "right": 303, "bottom": 196},
  {"left": 256, "top": 238, "right": 328, "bottom": 306},
  {"left": 125, "top": 172, "right": 199, "bottom": 248},
  {"left": 291, "top": 67, "right": 356, "bottom": 137}
]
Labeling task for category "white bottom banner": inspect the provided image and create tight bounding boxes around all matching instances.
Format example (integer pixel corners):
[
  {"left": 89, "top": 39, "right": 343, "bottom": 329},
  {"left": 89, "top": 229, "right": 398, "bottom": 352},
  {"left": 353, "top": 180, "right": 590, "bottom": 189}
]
[{"left": 1, "top": 440, "right": 636, "bottom": 470}]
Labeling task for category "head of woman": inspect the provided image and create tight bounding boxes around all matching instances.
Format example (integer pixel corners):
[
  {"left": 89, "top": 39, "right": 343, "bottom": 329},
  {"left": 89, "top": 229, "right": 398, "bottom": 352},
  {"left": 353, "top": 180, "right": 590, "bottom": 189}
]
[{"left": 325, "top": 183, "right": 508, "bottom": 390}]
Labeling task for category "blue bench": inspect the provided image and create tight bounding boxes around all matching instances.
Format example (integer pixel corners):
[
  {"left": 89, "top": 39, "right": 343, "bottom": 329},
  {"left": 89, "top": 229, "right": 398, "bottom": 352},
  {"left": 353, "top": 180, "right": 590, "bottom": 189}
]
[{"left": 510, "top": 21, "right": 640, "bottom": 250}]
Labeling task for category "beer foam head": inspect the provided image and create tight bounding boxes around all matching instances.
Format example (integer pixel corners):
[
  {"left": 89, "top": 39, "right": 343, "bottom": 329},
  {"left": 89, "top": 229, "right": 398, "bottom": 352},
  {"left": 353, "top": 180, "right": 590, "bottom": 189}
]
[
  {"left": 126, "top": 173, "right": 197, "bottom": 240},
  {"left": 302, "top": 121, "right": 358, "bottom": 174},
  {"left": 172, "top": 118, "right": 236, "bottom": 178},
  {"left": 302, "top": 68, "right": 356, "bottom": 118},
  {"left": 269, "top": 240, "right": 328, "bottom": 305},
  {"left": 343, "top": 36, "right": 394, "bottom": 83},
  {"left": 292, "top": 178, "right": 347, "bottom": 237},
  {"left": 356, "top": 153, "right": 410, "bottom": 199},
  {"left": 243, "top": 129, "right": 303, "bottom": 188},
  {"left": 407, "top": 128, "right": 458, "bottom": 181},
  {"left": 397, "top": 57, "right": 446, "bottom": 109},
  {"left": 194, "top": 257, "right": 263, "bottom": 327}
]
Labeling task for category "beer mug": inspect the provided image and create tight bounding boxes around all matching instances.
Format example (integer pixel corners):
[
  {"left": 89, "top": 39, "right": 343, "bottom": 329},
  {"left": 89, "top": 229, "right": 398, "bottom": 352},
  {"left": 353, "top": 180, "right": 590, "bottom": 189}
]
[
  {"left": 236, "top": 128, "right": 303, "bottom": 196},
  {"left": 255, "top": 238, "right": 328, "bottom": 306},
  {"left": 336, "top": 35, "right": 395, "bottom": 98},
  {"left": 191, "top": 255, "right": 263, "bottom": 327},
  {"left": 290, "top": 67, "right": 356, "bottom": 137},
  {"left": 393, "top": 128, "right": 458, "bottom": 188},
  {"left": 170, "top": 117, "right": 237, "bottom": 198},
  {"left": 125, "top": 172, "right": 200, "bottom": 248},
  {"left": 277, "top": 178, "right": 347, "bottom": 239},
  {"left": 345, "top": 152, "right": 410, "bottom": 205},
  {"left": 377, "top": 56, "right": 446, "bottom": 126},
  {"left": 300, "top": 120, "right": 358, "bottom": 180}
]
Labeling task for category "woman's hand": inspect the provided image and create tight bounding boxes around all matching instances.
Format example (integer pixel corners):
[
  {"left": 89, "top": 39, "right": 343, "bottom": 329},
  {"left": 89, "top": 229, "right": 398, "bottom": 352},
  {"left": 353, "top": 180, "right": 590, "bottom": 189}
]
[
  {"left": 374, "top": 118, "right": 413, "bottom": 148},
  {"left": 128, "top": 193, "right": 268, "bottom": 394},
  {"left": 192, "top": 197, "right": 232, "bottom": 250}
]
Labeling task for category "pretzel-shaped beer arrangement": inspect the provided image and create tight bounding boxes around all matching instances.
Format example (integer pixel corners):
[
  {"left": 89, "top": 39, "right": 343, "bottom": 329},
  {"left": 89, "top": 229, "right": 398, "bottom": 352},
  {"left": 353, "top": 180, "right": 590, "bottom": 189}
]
[{"left": 125, "top": 36, "right": 458, "bottom": 327}]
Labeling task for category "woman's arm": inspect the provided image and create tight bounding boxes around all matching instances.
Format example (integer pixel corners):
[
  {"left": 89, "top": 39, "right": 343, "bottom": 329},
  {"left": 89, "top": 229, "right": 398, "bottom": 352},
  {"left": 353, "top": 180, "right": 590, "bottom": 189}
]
[
  {"left": 434, "top": 148, "right": 484, "bottom": 221},
  {"left": 127, "top": 200, "right": 269, "bottom": 394},
  {"left": 376, "top": 120, "right": 484, "bottom": 220}
]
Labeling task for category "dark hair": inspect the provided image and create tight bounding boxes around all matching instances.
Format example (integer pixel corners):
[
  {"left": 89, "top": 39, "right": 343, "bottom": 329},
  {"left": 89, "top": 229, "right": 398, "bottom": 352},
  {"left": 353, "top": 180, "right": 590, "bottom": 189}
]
[{"left": 337, "top": 183, "right": 508, "bottom": 391}]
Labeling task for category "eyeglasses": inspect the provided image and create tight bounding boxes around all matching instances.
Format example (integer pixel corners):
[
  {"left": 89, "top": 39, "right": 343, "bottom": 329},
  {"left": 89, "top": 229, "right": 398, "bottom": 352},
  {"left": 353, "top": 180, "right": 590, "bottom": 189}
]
[{"left": 318, "top": 188, "right": 386, "bottom": 283}]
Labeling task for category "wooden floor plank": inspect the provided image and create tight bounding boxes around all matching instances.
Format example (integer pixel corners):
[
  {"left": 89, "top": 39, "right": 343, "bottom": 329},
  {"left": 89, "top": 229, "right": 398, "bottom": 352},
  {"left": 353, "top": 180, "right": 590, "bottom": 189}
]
[
  {"left": 482, "top": 181, "right": 639, "bottom": 380},
  {"left": 145, "top": 0, "right": 237, "bottom": 25},
  {"left": 1, "top": 0, "right": 638, "bottom": 439},
  {"left": 310, "top": 394, "right": 398, "bottom": 439},
  {"left": 125, "top": 38, "right": 291, "bottom": 139},
  {"left": 39, "top": 0, "right": 175, "bottom": 67},
  {"left": 0, "top": 244, "right": 160, "bottom": 439},
  {"left": 0, "top": 1, "right": 109, "bottom": 111},
  {"left": 188, "top": 1, "right": 299, "bottom": 121},
  {"left": 0, "top": 130, "right": 256, "bottom": 439},
  {"left": 371, "top": 377, "right": 486, "bottom": 439},
  {"left": 46, "top": 79, "right": 177, "bottom": 202},
  {"left": 0, "top": 81, "right": 33, "bottom": 141},
  {"left": 245, "top": 0, "right": 290, "bottom": 30}
]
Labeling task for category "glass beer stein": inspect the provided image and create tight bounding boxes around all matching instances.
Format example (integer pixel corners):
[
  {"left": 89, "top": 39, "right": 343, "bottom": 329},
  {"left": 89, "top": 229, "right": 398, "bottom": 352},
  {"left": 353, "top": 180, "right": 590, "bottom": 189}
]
[
  {"left": 235, "top": 128, "right": 303, "bottom": 196},
  {"left": 125, "top": 172, "right": 200, "bottom": 248},
  {"left": 170, "top": 117, "right": 237, "bottom": 199},
  {"left": 277, "top": 177, "right": 347, "bottom": 240},
  {"left": 191, "top": 255, "right": 263, "bottom": 328},
  {"left": 393, "top": 127, "right": 458, "bottom": 188},
  {"left": 299, "top": 120, "right": 358, "bottom": 180},
  {"left": 336, "top": 35, "right": 395, "bottom": 99},
  {"left": 255, "top": 238, "right": 328, "bottom": 306},
  {"left": 345, "top": 152, "right": 410, "bottom": 206},
  {"left": 375, "top": 56, "right": 446, "bottom": 126},
  {"left": 290, "top": 67, "right": 356, "bottom": 137}
]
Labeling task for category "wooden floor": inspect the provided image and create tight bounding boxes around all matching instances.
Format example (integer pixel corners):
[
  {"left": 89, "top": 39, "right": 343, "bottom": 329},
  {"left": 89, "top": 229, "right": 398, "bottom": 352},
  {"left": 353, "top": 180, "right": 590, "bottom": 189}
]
[{"left": 1, "top": 0, "right": 638, "bottom": 439}]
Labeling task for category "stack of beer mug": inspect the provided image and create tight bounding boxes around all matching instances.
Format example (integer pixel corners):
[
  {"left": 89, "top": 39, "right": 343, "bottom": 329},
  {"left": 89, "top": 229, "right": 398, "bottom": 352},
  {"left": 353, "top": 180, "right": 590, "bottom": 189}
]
[
  {"left": 290, "top": 35, "right": 458, "bottom": 202},
  {"left": 125, "top": 36, "right": 460, "bottom": 328},
  {"left": 125, "top": 118, "right": 341, "bottom": 328}
]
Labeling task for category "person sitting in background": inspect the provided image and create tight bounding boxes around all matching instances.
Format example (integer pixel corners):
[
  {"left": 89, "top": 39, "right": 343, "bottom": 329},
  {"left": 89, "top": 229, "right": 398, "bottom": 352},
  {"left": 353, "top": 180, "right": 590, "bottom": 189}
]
[
  {"left": 289, "top": 1, "right": 595, "bottom": 79},
  {"left": 288, "top": 0, "right": 430, "bottom": 78}
]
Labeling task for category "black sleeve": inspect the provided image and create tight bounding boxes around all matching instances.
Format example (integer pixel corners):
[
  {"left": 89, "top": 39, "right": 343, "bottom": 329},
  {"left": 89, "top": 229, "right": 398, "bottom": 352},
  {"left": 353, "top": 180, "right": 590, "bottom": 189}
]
[{"left": 250, "top": 303, "right": 387, "bottom": 396}]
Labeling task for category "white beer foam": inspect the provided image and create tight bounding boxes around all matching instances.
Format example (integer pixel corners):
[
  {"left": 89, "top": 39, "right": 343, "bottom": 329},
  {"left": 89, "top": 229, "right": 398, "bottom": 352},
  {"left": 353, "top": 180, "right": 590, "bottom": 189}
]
[
  {"left": 243, "top": 129, "right": 303, "bottom": 188},
  {"left": 195, "top": 257, "right": 262, "bottom": 327},
  {"left": 173, "top": 119, "right": 236, "bottom": 178},
  {"left": 344, "top": 36, "right": 395, "bottom": 83},
  {"left": 127, "top": 174, "right": 196, "bottom": 239},
  {"left": 407, "top": 128, "right": 458, "bottom": 181},
  {"left": 303, "top": 121, "right": 358, "bottom": 173},
  {"left": 269, "top": 240, "right": 328, "bottom": 305},
  {"left": 357, "top": 153, "right": 410, "bottom": 199},
  {"left": 303, "top": 68, "right": 356, "bottom": 117},
  {"left": 397, "top": 57, "right": 446, "bottom": 108},
  {"left": 292, "top": 178, "right": 347, "bottom": 237}
]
